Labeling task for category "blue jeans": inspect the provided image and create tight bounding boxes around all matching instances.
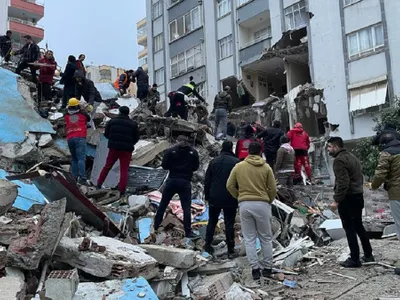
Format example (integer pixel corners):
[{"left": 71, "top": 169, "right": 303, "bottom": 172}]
[
  {"left": 68, "top": 137, "right": 87, "bottom": 180},
  {"left": 214, "top": 108, "right": 228, "bottom": 138}
]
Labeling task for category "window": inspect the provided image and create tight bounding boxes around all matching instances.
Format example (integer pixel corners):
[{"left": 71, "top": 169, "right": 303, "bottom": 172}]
[
  {"left": 197, "top": 82, "right": 207, "bottom": 98},
  {"left": 137, "top": 25, "right": 146, "bottom": 37},
  {"left": 218, "top": 0, "right": 231, "bottom": 17},
  {"left": 344, "top": 0, "right": 361, "bottom": 6},
  {"left": 170, "top": 44, "right": 203, "bottom": 78},
  {"left": 169, "top": 6, "right": 202, "bottom": 42},
  {"left": 284, "top": 1, "right": 307, "bottom": 31},
  {"left": 237, "top": 0, "right": 251, "bottom": 7},
  {"left": 99, "top": 69, "right": 112, "bottom": 82},
  {"left": 219, "top": 35, "right": 233, "bottom": 60},
  {"left": 154, "top": 34, "right": 163, "bottom": 52},
  {"left": 152, "top": 1, "right": 162, "bottom": 20},
  {"left": 347, "top": 24, "right": 384, "bottom": 58},
  {"left": 254, "top": 27, "right": 271, "bottom": 42},
  {"left": 170, "top": 0, "right": 180, "bottom": 5},
  {"left": 155, "top": 68, "right": 164, "bottom": 85},
  {"left": 139, "top": 56, "right": 148, "bottom": 67}
]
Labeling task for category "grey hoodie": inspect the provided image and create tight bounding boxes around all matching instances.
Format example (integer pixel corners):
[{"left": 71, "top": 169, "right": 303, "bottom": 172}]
[{"left": 213, "top": 91, "right": 232, "bottom": 112}]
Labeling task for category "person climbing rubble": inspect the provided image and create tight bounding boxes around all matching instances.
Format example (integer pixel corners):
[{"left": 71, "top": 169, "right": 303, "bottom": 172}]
[
  {"left": 287, "top": 122, "right": 312, "bottom": 183},
  {"left": 36, "top": 50, "right": 57, "bottom": 106},
  {"left": 74, "top": 70, "right": 102, "bottom": 115},
  {"left": 227, "top": 141, "right": 276, "bottom": 280},
  {"left": 133, "top": 67, "right": 149, "bottom": 101},
  {"left": 60, "top": 55, "right": 78, "bottom": 109},
  {"left": 0, "top": 30, "right": 12, "bottom": 64},
  {"left": 275, "top": 135, "right": 295, "bottom": 187},
  {"left": 97, "top": 106, "right": 140, "bottom": 196},
  {"left": 370, "top": 133, "right": 400, "bottom": 241},
  {"left": 204, "top": 140, "right": 240, "bottom": 258},
  {"left": 194, "top": 99, "right": 211, "bottom": 129},
  {"left": 147, "top": 83, "right": 160, "bottom": 114},
  {"left": 235, "top": 125, "right": 258, "bottom": 161},
  {"left": 258, "top": 120, "right": 285, "bottom": 169},
  {"left": 213, "top": 86, "right": 232, "bottom": 140},
  {"left": 226, "top": 118, "right": 236, "bottom": 141},
  {"left": 327, "top": 137, "right": 374, "bottom": 268},
  {"left": 65, "top": 98, "right": 91, "bottom": 185},
  {"left": 153, "top": 135, "right": 200, "bottom": 239},
  {"left": 13, "top": 35, "right": 40, "bottom": 83},
  {"left": 114, "top": 69, "right": 134, "bottom": 96},
  {"left": 236, "top": 120, "right": 247, "bottom": 139}
]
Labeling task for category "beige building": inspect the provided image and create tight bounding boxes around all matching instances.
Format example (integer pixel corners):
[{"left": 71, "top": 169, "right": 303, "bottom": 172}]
[
  {"left": 137, "top": 17, "right": 148, "bottom": 72},
  {"left": 86, "top": 65, "right": 136, "bottom": 96}
]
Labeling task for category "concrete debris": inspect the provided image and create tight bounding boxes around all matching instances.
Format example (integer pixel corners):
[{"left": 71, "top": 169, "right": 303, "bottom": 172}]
[
  {"left": 38, "top": 134, "right": 53, "bottom": 147},
  {"left": 0, "top": 179, "right": 18, "bottom": 215},
  {"left": 139, "top": 244, "right": 196, "bottom": 269},
  {"left": 226, "top": 283, "right": 253, "bottom": 300},
  {"left": 0, "top": 267, "right": 26, "bottom": 300},
  {"left": 192, "top": 272, "right": 233, "bottom": 299},
  {"left": 45, "top": 269, "right": 79, "bottom": 300}
]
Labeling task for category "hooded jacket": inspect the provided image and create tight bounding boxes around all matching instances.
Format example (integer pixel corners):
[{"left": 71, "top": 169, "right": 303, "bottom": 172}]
[
  {"left": 213, "top": 91, "right": 232, "bottom": 112},
  {"left": 287, "top": 126, "right": 310, "bottom": 154},
  {"left": 104, "top": 115, "right": 140, "bottom": 152},
  {"left": 371, "top": 125, "right": 400, "bottom": 146},
  {"left": 371, "top": 139, "right": 400, "bottom": 200},
  {"left": 275, "top": 143, "right": 295, "bottom": 173},
  {"left": 61, "top": 62, "right": 78, "bottom": 86},
  {"left": 258, "top": 125, "right": 285, "bottom": 154},
  {"left": 332, "top": 149, "right": 364, "bottom": 203},
  {"left": 205, "top": 150, "right": 240, "bottom": 207},
  {"left": 38, "top": 57, "right": 57, "bottom": 84},
  {"left": 133, "top": 67, "right": 149, "bottom": 86},
  {"left": 14, "top": 42, "right": 39, "bottom": 62},
  {"left": 74, "top": 70, "right": 102, "bottom": 105},
  {"left": 162, "top": 144, "right": 200, "bottom": 181},
  {"left": 227, "top": 155, "right": 277, "bottom": 203}
]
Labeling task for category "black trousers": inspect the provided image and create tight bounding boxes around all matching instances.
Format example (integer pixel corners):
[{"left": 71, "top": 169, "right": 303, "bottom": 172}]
[
  {"left": 265, "top": 151, "right": 277, "bottom": 170},
  {"left": 1, "top": 48, "right": 11, "bottom": 62},
  {"left": 137, "top": 85, "right": 148, "bottom": 101},
  {"left": 16, "top": 60, "right": 37, "bottom": 83},
  {"left": 154, "top": 178, "right": 192, "bottom": 237},
  {"left": 205, "top": 205, "right": 237, "bottom": 252},
  {"left": 37, "top": 82, "right": 52, "bottom": 105},
  {"left": 338, "top": 194, "right": 373, "bottom": 261},
  {"left": 62, "top": 84, "right": 76, "bottom": 108}
]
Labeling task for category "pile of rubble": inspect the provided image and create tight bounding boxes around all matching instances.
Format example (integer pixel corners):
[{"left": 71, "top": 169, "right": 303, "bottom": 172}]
[{"left": 1, "top": 67, "right": 400, "bottom": 299}]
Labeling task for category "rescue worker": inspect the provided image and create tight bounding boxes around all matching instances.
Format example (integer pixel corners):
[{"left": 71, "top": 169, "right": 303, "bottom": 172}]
[
  {"left": 236, "top": 125, "right": 258, "bottom": 160},
  {"left": 147, "top": 83, "right": 160, "bottom": 114},
  {"left": 114, "top": 70, "right": 134, "bottom": 96},
  {"left": 0, "top": 30, "right": 12, "bottom": 64},
  {"left": 74, "top": 70, "right": 102, "bottom": 107},
  {"left": 76, "top": 54, "right": 86, "bottom": 76},
  {"left": 64, "top": 98, "right": 91, "bottom": 185},
  {"left": 36, "top": 50, "right": 57, "bottom": 106},
  {"left": 133, "top": 67, "right": 149, "bottom": 101},
  {"left": 13, "top": 35, "right": 40, "bottom": 83}
]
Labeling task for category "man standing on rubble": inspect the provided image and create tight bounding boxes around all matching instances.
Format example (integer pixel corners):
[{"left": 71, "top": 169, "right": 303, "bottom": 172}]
[
  {"left": 13, "top": 35, "right": 40, "bottom": 83},
  {"left": 61, "top": 55, "right": 78, "bottom": 109},
  {"left": 236, "top": 125, "right": 258, "bottom": 160},
  {"left": 287, "top": 122, "right": 312, "bottom": 183},
  {"left": 132, "top": 67, "right": 149, "bottom": 101},
  {"left": 0, "top": 30, "right": 12, "bottom": 64},
  {"left": 204, "top": 140, "right": 240, "bottom": 258},
  {"left": 327, "top": 137, "right": 374, "bottom": 268},
  {"left": 76, "top": 54, "right": 86, "bottom": 76},
  {"left": 65, "top": 98, "right": 91, "bottom": 185},
  {"left": 227, "top": 141, "right": 276, "bottom": 280},
  {"left": 213, "top": 86, "right": 232, "bottom": 140},
  {"left": 153, "top": 135, "right": 200, "bottom": 239},
  {"left": 114, "top": 70, "right": 134, "bottom": 96},
  {"left": 97, "top": 106, "right": 140, "bottom": 196},
  {"left": 370, "top": 133, "right": 400, "bottom": 241},
  {"left": 36, "top": 50, "right": 57, "bottom": 106},
  {"left": 258, "top": 120, "right": 285, "bottom": 169},
  {"left": 147, "top": 83, "right": 160, "bottom": 114},
  {"left": 74, "top": 70, "right": 102, "bottom": 114}
]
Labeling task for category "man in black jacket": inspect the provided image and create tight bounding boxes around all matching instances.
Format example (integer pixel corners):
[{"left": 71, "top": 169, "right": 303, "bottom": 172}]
[
  {"left": 14, "top": 35, "right": 40, "bottom": 82},
  {"left": 372, "top": 122, "right": 400, "bottom": 147},
  {"left": 74, "top": 70, "right": 102, "bottom": 112},
  {"left": 204, "top": 141, "right": 240, "bottom": 258},
  {"left": 0, "top": 30, "right": 12, "bottom": 64},
  {"left": 258, "top": 120, "right": 284, "bottom": 169},
  {"left": 133, "top": 67, "right": 149, "bottom": 101},
  {"left": 97, "top": 106, "right": 140, "bottom": 195},
  {"left": 154, "top": 135, "right": 200, "bottom": 238},
  {"left": 213, "top": 86, "right": 232, "bottom": 139},
  {"left": 61, "top": 55, "right": 78, "bottom": 108}
]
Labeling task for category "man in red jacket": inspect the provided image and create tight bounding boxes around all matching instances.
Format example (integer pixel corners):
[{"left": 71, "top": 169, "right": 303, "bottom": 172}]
[
  {"left": 37, "top": 50, "right": 57, "bottom": 105},
  {"left": 287, "top": 122, "right": 312, "bottom": 182}
]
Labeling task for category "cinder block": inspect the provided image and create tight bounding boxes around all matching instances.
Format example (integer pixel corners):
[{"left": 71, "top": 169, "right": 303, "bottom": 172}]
[{"left": 45, "top": 269, "right": 79, "bottom": 300}]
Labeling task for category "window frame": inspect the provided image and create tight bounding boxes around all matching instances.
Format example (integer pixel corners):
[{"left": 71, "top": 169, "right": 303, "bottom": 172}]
[
  {"left": 347, "top": 24, "right": 384, "bottom": 59},
  {"left": 154, "top": 34, "right": 164, "bottom": 53},
  {"left": 139, "top": 56, "right": 148, "bottom": 67},
  {"left": 152, "top": 1, "right": 162, "bottom": 20},
  {"left": 217, "top": 0, "right": 231, "bottom": 18},
  {"left": 196, "top": 81, "right": 207, "bottom": 98},
  {"left": 237, "top": 0, "right": 251, "bottom": 7},
  {"left": 170, "top": 44, "right": 203, "bottom": 78},
  {"left": 284, "top": 0, "right": 307, "bottom": 31},
  {"left": 155, "top": 68, "right": 165, "bottom": 86},
  {"left": 344, "top": 0, "right": 362, "bottom": 7},
  {"left": 168, "top": 6, "right": 202, "bottom": 42},
  {"left": 218, "top": 35, "right": 233, "bottom": 60}
]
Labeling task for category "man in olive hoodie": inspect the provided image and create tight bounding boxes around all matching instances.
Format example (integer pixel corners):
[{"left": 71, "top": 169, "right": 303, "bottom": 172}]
[{"left": 227, "top": 141, "right": 277, "bottom": 280}]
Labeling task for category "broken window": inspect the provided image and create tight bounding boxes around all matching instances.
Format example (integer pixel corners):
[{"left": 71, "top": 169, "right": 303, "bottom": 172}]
[
  {"left": 154, "top": 34, "right": 163, "bottom": 52},
  {"left": 347, "top": 24, "right": 384, "bottom": 59},
  {"left": 152, "top": 1, "right": 162, "bottom": 20},
  {"left": 284, "top": 1, "right": 307, "bottom": 31},
  {"left": 217, "top": 0, "right": 231, "bottom": 17},
  {"left": 219, "top": 35, "right": 233, "bottom": 60},
  {"left": 155, "top": 68, "right": 164, "bottom": 85}
]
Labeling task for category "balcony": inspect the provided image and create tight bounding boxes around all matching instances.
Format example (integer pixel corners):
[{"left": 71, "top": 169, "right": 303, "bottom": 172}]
[
  {"left": 8, "top": 17, "right": 44, "bottom": 43},
  {"left": 138, "top": 48, "right": 147, "bottom": 59},
  {"left": 9, "top": 0, "right": 44, "bottom": 22},
  {"left": 239, "top": 37, "right": 272, "bottom": 66},
  {"left": 137, "top": 33, "right": 147, "bottom": 47}
]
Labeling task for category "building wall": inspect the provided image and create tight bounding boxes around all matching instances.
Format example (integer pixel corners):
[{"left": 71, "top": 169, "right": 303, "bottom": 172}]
[
  {"left": 385, "top": 0, "right": 400, "bottom": 97},
  {"left": 0, "top": 0, "right": 9, "bottom": 34}
]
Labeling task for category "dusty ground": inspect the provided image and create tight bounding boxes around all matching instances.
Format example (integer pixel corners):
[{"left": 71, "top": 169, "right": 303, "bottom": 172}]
[{"left": 234, "top": 239, "right": 400, "bottom": 300}]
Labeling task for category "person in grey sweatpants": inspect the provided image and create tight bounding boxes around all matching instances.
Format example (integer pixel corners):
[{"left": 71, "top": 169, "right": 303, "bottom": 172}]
[{"left": 227, "top": 141, "right": 277, "bottom": 280}]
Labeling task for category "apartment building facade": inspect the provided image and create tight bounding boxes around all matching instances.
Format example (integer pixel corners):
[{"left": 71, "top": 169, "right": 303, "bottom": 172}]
[
  {"left": 137, "top": 17, "right": 148, "bottom": 72},
  {"left": 0, "top": 0, "right": 44, "bottom": 50},
  {"left": 145, "top": 0, "right": 400, "bottom": 141}
]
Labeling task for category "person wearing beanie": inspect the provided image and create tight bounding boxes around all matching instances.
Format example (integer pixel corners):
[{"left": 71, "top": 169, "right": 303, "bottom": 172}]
[
  {"left": 204, "top": 140, "right": 240, "bottom": 258},
  {"left": 154, "top": 135, "right": 200, "bottom": 239},
  {"left": 97, "top": 106, "right": 140, "bottom": 196},
  {"left": 258, "top": 120, "right": 285, "bottom": 169},
  {"left": 287, "top": 122, "right": 312, "bottom": 182},
  {"left": 64, "top": 98, "right": 91, "bottom": 185},
  {"left": 235, "top": 125, "right": 258, "bottom": 160}
]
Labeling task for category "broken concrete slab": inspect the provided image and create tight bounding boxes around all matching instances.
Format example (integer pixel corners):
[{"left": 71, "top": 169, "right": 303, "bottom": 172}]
[
  {"left": 319, "top": 219, "right": 346, "bottom": 240},
  {"left": 139, "top": 244, "right": 196, "bottom": 269},
  {"left": 45, "top": 269, "right": 79, "bottom": 300},
  {"left": 0, "top": 179, "right": 18, "bottom": 215},
  {"left": 128, "top": 195, "right": 150, "bottom": 213},
  {"left": 73, "top": 277, "right": 158, "bottom": 300},
  {"left": 7, "top": 198, "right": 66, "bottom": 270},
  {"left": 38, "top": 134, "right": 53, "bottom": 147},
  {"left": 0, "top": 267, "right": 26, "bottom": 300},
  {"left": 190, "top": 261, "right": 237, "bottom": 276},
  {"left": 55, "top": 236, "right": 158, "bottom": 280},
  {"left": 166, "top": 118, "right": 198, "bottom": 133},
  {"left": 226, "top": 283, "right": 253, "bottom": 300},
  {"left": 192, "top": 272, "right": 233, "bottom": 299},
  {"left": 131, "top": 139, "right": 170, "bottom": 166}
]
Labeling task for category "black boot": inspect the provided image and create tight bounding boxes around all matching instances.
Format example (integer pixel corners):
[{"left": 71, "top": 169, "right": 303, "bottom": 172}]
[
  {"left": 361, "top": 254, "right": 375, "bottom": 263},
  {"left": 340, "top": 258, "right": 361, "bottom": 268},
  {"left": 252, "top": 268, "right": 261, "bottom": 280}
]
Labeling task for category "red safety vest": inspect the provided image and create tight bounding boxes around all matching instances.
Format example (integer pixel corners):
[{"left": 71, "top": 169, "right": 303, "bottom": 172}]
[{"left": 65, "top": 113, "right": 87, "bottom": 140}]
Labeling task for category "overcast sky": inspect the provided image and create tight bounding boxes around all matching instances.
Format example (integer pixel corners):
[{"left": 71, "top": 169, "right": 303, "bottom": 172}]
[{"left": 39, "top": 0, "right": 146, "bottom": 69}]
